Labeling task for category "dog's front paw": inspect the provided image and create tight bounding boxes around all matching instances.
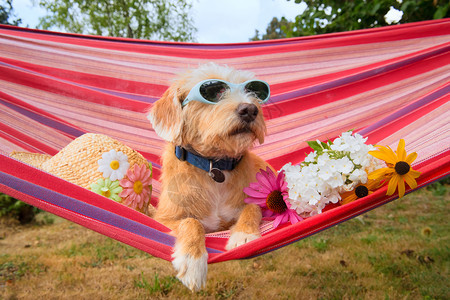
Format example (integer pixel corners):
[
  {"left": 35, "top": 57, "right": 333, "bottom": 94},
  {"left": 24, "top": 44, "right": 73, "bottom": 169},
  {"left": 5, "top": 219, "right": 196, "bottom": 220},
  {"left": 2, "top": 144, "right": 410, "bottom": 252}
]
[
  {"left": 172, "top": 246, "right": 208, "bottom": 291},
  {"left": 226, "top": 231, "right": 261, "bottom": 251}
]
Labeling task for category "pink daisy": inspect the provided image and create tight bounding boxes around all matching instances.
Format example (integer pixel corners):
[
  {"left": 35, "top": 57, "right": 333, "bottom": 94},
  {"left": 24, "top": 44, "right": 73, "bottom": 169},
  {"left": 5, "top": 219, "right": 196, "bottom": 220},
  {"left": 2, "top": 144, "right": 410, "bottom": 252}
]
[
  {"left": 119, "top": 164, "right": 152, "bottom": 210},
  {"left": 244, "top": 167, "right": 303, "bottom": 229}
]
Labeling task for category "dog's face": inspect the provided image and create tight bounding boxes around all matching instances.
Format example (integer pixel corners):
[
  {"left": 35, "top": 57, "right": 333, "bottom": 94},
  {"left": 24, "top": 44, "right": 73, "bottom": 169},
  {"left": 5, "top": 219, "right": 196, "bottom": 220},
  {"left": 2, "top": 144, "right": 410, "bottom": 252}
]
[{"left": 148, "top": 64, "right": 267, "bottom": 158}]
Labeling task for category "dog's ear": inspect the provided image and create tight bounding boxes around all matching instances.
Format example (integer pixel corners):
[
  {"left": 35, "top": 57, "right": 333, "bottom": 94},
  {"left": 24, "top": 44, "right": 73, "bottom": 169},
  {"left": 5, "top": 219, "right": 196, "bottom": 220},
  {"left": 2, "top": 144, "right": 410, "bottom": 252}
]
[{"left": 147, "top": 86, "right": 184, "bottom": 144}]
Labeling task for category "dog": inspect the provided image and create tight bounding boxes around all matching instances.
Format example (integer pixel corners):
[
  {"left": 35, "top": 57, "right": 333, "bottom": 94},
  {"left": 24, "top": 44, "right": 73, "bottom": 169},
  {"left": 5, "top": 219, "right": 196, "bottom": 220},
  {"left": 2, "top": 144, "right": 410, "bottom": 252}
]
[{"left": 147, "top": 63, "right": 272, "bottom": 291}]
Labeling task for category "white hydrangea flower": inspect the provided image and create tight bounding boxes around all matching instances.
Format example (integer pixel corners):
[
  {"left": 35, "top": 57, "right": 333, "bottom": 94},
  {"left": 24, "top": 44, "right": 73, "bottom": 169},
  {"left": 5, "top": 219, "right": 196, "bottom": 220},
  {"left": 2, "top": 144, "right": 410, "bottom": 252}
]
[
  {"left": 97, "top": 149, "right": 130, "bottom": 181},
  {"left": 330, "top": 137, "right": 345, "bottom": 151},
  {"left": 336, "top": 157, "right": 354, "bottom": 175},
  {"left": 303, "top": 163, "right": 319, "bottom": 173},
  {"left": 328, "top": 173, "right": 345, "bottom": 189},
  {"left": 318, "top": 164, "right": 334, "bottom": 181},
  {"left": 304, "top": 151, "right": 317, "bottom": 163},
  {"left": 317, "top": 153, "right": 330, "bottom": 166},
  {"left": 281, "top": 131, "right": 382, "bottom": 218},
  {"left": 349, "top": 168, "right": 368, "bottom": 184},
  {"left": 303, "top": 188, "right": 321, "bottom": 206},
  {"left": 326, "top": 190, "right": 341, "bottom": 204}
]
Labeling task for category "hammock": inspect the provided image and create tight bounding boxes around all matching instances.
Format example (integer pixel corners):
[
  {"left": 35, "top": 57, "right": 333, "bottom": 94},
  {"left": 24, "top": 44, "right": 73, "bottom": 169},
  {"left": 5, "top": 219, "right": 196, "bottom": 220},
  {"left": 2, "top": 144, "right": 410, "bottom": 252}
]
[{"left": 0, "top": 19, "right": 449, "bottom": 264}]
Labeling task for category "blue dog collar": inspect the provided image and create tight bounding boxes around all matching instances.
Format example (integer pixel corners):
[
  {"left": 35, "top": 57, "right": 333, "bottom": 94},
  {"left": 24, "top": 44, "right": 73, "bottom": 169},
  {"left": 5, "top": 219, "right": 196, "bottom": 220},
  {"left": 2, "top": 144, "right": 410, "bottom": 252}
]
[{"left": 175, "top": 146, "right": 242, "bottom": 183}]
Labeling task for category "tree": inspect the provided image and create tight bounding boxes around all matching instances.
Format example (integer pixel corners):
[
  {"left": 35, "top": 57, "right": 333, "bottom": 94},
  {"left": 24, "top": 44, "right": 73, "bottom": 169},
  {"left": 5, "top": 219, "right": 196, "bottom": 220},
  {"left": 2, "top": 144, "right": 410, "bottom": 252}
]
[
  {"left": 36, "top": 0, "right": 197, "bottom": 42},
  {"left": 251, "top": 17, "right": 293, "bottom": 41},
  {"left": 0, "top": 0, "right": 22, "bottom": 25},
  {"left": 254, "top": 0, "right": 449, "bottom": 39}
]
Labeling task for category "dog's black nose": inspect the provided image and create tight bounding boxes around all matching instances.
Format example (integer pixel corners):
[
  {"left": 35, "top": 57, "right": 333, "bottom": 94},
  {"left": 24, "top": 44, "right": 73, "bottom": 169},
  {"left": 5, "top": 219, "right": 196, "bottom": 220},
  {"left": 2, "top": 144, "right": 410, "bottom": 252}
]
[{"left": 237, "top": 103, "right": 258, "bottom": 123}]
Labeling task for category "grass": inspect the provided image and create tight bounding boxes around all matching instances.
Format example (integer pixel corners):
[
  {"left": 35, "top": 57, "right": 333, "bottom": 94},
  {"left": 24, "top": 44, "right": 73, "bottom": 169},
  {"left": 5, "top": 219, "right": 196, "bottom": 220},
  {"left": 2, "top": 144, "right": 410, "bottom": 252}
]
[
  {"left": 0, "top": 184, "right": 448, "bottom": 299},
  {"left": 133, "top": 272, "right": 178, "bottom": 296}
]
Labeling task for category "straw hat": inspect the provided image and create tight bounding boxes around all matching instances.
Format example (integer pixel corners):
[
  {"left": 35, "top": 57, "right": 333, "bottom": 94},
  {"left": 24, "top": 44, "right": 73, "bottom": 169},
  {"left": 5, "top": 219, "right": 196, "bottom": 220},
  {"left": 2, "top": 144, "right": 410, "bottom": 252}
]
[
  {"left": 9, "top": 152, "right": 52, "bottom": 169},
  {"left": 10, "top": 133, "right": 153, "bottom": 216}
]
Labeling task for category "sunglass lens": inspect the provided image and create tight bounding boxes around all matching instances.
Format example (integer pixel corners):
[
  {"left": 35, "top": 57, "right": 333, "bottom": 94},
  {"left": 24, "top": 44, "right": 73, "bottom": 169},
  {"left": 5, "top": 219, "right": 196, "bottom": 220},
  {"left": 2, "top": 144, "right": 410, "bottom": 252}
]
[
  {"left": 199, "top": 80, "right": 229, "bottom": 102},
  {"left": 245, "top": 81, "right": 269, "bottom": 101}
]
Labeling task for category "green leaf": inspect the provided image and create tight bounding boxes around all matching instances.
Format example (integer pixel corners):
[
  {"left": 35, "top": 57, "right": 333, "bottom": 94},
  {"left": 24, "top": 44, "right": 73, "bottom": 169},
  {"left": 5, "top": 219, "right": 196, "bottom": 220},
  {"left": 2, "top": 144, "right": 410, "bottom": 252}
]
[
  {"left": 307, "top": 141, "right": 323, "bottom": 153},
  {"left": 434, "top": 5, "right": 448, "bottom": 20},
  {"left": 401, "top": 0, "right": 413, "bottom": 12},
  {"left": 370, "top": 3, "right": 381, "bottom": 15},
  {"left": 321, "top": 141, "right": 330, "bottom": 150},
  {"left": 307, "top": 140, "right": 330, "bottom": 153}
]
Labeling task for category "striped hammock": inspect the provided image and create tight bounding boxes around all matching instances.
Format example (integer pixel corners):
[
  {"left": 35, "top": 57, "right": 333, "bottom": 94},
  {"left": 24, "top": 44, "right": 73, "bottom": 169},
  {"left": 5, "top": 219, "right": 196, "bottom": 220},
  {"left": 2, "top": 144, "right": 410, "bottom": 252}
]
[{"left": 0, "top": 20, "right": 449, "bottom": 264}]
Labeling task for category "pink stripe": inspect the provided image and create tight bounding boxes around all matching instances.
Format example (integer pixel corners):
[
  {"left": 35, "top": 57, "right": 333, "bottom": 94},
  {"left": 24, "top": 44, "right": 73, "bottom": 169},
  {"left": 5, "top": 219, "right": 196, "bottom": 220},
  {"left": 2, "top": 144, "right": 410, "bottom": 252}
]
[{"left": 1, "top": 19, "right": 448, "bottom": 58}]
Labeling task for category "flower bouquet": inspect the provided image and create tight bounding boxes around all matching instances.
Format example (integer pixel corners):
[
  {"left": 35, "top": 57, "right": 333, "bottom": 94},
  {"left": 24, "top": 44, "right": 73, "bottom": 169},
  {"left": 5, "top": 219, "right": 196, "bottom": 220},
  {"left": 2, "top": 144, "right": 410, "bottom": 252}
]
[
  {"left": 282, "top": 131, "right": 381, "bottom": 217},
  {"left": 244, "top": 131, "right": 421, "bottom": 229}
]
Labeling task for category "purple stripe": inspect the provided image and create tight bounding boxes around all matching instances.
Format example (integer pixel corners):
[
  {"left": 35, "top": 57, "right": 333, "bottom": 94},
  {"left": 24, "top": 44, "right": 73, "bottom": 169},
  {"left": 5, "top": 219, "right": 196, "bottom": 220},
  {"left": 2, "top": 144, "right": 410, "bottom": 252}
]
[
  {"left": 359, "top": 84, "right": 450, "bottom": 135},
  {"left": 0, "top": 61, "right": 157, "bottom": 104},
  {"left": 87, "top": 86, "right": 157, "bottom": 103},
  {"left": 246, "top": 169, "right": 450, "bottom": 259},
  {"left": 0, "top": 25, "right": 296, "bottom": 50},
  {"left": 269, "top": 45, "right": 450, "bottom": 104},
  {"left": 0, "top": 98, "right": 85, "bottom": 137},
  {"left": 246, "top": 193, "right": 403, "bottom": 260},
  {"left": 149, "top": 160, "right": 161, "bottom": 169},
  {"left": 0, "top": 171, "right": 174, "bottom": 247},
  {"left": 0, "top": 170, "right": 223, "bottom": 254}
]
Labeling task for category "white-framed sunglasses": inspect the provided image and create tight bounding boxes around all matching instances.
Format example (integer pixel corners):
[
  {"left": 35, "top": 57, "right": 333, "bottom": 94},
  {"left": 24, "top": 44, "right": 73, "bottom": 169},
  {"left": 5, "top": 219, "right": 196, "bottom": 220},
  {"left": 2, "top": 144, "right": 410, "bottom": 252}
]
[{"left": 181, "top": 79, "right": 270, "bottom": 107}]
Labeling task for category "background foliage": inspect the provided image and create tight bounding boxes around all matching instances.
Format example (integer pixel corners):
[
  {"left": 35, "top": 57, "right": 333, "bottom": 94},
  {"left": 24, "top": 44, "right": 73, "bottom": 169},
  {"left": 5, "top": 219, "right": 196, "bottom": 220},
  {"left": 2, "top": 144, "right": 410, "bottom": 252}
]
[
  {"left": 35, "top": 0, "right": 196, "bottom": 41},
  {"left": 0, "top": 0, "right": 21, "bottom": 25},
  {"left": 252, "top": 0, "right": 449, "bottom": 40},
  {"left": 0, "top": 194, "right": 39, "bottom": 224}
]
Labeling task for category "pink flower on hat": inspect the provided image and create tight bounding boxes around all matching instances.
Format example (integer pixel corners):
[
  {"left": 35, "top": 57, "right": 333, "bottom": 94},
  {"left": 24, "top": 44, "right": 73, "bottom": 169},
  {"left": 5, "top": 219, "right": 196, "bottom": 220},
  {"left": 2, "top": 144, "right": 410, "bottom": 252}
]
[{"left": 119, "top": 164, "right": 152, "bottom": 210}]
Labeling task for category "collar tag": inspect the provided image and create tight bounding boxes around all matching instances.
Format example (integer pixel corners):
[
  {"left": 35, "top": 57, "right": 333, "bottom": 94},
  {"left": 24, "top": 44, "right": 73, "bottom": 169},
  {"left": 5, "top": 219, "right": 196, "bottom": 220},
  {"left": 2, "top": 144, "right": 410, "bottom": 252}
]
[{"left": 209, "top": 160, "right": 225, "bottom": 183}]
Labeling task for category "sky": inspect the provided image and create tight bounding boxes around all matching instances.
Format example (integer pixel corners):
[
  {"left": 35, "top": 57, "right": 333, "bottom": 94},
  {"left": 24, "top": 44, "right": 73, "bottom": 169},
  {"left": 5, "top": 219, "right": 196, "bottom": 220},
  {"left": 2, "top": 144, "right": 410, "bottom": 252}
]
[{"left": 12, "top": 0, "right": 307, "bottom": 43}]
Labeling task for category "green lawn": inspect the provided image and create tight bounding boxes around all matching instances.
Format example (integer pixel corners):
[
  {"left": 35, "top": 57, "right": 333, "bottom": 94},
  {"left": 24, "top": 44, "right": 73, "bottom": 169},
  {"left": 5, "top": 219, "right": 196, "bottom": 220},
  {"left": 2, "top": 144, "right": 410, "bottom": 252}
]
[{"left": 0, "top": 182, "right": 448, "bottom": 299}]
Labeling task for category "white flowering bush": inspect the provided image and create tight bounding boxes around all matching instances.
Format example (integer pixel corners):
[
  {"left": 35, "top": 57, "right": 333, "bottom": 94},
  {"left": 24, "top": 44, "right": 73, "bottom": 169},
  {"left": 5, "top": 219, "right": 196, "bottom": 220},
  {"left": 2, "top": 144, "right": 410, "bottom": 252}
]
[
  {"left": 281, "top": 131, "right": 382, "bottom": 217},
  {"left": 384, "top": 6, "right": 403, "bottom": 24}
]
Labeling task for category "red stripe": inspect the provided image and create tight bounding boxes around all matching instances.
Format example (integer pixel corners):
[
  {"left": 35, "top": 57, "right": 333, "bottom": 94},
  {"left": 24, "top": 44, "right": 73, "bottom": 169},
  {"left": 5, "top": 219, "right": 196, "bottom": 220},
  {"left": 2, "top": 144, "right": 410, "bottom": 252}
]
[
  {"left": 265, "top": 48, "right": 450, "bottom": 119},
  {"left": 0, "top": 131, "right": 41, "bottom": 153},
  {"left": 365, "top": 89, "right": 449, "bottom": 145},
  {"left": 0, "top": 154, "right": 170, "bottom": 232},
  {"left": 0, "top": 64, "right": 150, "bottom": 112},
  {"left": 270, "top": 42, "right": 450, "bottom": 95},
  {"left": 0, "top": 90, "right": 84, "bottom": 137},
  {"left": 0, "top": 122, "right": 58, "bottom": 154},
  {"left": 0, "top": 56, "right": 168, "bottom": 98},
  {"left": 1, "top": 20, "right": 448, "bottom": 59},
  {"left": 209, "top": 150, "right": 450, "bottom": 263},
  {"left": 267, "top": 90, "right": 448, "bottom": 169}
]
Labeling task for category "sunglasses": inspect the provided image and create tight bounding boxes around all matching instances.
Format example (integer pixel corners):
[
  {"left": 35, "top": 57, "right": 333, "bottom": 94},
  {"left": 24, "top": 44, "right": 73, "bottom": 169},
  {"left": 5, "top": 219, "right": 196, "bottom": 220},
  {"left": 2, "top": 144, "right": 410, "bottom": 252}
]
[{"left": 181, "top": 79, "right": 270, "bottom": 107}]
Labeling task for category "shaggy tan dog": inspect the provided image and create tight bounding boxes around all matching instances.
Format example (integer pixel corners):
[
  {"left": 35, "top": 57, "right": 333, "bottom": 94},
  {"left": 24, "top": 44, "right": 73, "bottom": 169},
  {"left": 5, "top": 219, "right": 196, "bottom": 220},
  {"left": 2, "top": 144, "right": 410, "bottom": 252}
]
[{"left": 148, "top": 63, "right": 271, "bottom": 290}]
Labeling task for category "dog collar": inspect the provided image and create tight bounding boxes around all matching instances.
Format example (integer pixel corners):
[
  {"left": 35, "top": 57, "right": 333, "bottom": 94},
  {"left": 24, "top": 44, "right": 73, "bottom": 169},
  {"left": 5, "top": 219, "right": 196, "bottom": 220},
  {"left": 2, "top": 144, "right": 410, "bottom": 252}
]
[{"left": 175, "top": 146, "right": 242, "bottom": 183}]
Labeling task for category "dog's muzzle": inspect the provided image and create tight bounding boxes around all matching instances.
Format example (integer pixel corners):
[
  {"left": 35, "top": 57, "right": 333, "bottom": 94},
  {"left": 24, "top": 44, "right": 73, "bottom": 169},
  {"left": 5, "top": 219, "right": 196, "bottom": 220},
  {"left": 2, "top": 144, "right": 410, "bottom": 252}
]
[{"left": 237, "top": 103, "right": 258, "bottom": 123}]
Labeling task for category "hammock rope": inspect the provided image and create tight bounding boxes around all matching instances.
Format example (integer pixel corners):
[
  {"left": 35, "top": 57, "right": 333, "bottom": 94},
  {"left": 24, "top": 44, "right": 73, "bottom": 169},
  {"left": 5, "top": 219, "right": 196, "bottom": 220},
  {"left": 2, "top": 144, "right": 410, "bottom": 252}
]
[{"left": 0, "top": 19, "right": 449, "bottom": 263}]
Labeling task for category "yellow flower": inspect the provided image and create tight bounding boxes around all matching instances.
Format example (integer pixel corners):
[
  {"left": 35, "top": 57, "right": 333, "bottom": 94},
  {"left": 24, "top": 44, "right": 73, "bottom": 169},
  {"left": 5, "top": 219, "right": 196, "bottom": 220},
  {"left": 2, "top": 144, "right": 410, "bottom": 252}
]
[
  {"left": 340, "top": 178, "right": 383, "bottom": 205},
  {"left": 368, "top": 139, "right": 420, "bottom": 198}
]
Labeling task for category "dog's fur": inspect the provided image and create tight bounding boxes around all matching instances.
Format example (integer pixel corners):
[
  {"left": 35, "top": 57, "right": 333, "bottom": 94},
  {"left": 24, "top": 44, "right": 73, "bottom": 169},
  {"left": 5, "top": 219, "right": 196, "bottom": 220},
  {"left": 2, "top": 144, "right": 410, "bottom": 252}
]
[{"left": 148, "top": 63, "right": 271, "bottom": 291}]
